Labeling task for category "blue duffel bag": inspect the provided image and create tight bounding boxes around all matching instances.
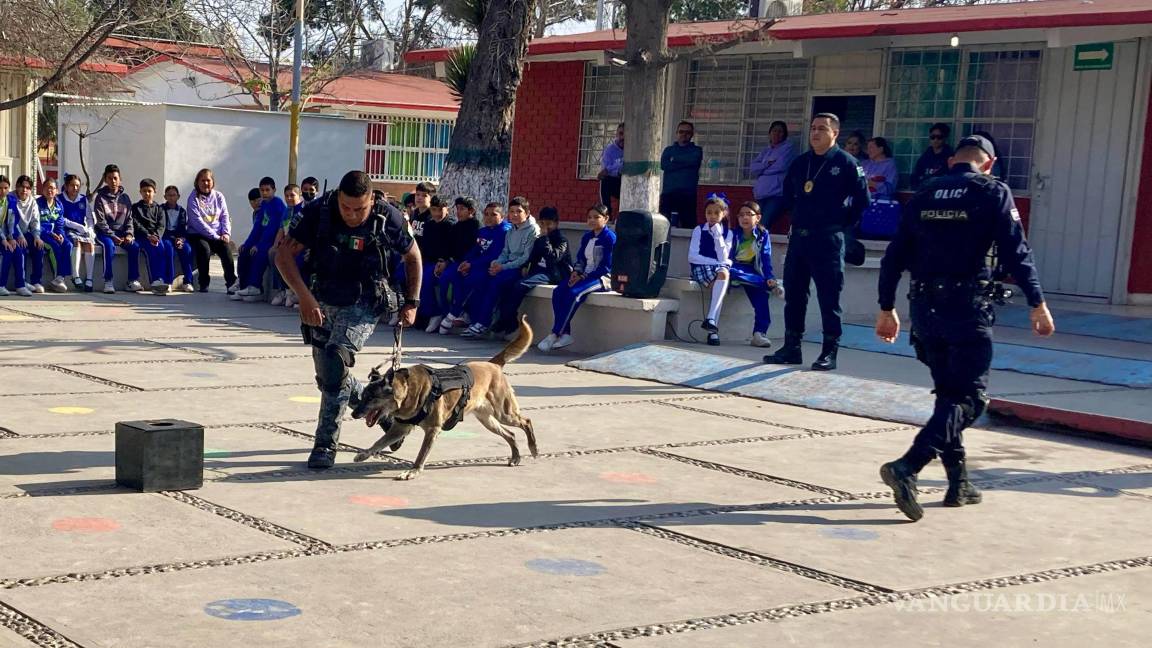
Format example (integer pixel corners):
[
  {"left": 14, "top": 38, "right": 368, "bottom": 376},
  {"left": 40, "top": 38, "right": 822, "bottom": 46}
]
[{"left": 859, "top": 198, "right": 902, "bottom": 239}]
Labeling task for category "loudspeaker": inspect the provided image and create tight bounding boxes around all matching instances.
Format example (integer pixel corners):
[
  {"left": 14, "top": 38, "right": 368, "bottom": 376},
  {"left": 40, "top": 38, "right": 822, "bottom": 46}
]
[
  {"left": 610, "top": 210, "right": 671, "bottom": 298},
  {"left": 115, "top": 419, "right": 204, "bottom": 492}
]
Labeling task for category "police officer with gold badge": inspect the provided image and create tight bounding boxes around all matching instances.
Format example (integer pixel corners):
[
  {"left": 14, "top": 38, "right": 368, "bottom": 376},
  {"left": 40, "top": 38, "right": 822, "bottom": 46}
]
[
  {"left": 765, "top": 113, "right": 870, "bottom": 371},
  {"left": 276, "top": 171, "right": 422, "bottom": 469},
  {"left": 875, "top": 135, "right": 1055, "bottom": 521}
]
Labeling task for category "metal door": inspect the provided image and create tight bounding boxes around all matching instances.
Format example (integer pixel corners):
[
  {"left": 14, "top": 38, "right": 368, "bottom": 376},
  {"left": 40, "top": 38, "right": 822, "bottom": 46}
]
[{"left": 1030, "top": 41, "right": 1140, "bottom": 299}]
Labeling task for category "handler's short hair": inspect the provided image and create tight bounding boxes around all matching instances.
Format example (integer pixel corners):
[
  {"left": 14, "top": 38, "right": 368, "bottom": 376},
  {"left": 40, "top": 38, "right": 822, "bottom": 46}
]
[{"left": 338, "top": 171, "right": 372, "bottom": 198}]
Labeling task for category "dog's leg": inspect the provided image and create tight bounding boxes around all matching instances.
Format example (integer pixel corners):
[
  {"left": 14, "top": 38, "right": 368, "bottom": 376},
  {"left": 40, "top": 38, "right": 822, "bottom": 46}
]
[
  {"left": 477, "top": 412, "right": 522, "bottom": 467},
  {"left": 494, "top": 392, "right": 537, "bottom": 458},
  {"left": 353, "top": 424, "right": 414, "bottom": 462},
  {"left": 395, "top": 427, "right": 440, "bottom": 480}
]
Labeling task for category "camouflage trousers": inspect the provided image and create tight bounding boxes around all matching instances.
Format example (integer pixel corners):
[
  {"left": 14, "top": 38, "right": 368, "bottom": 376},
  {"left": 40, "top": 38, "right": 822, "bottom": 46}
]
[{"left": 306, "top": 302, "right": 379, "bottom": 449}]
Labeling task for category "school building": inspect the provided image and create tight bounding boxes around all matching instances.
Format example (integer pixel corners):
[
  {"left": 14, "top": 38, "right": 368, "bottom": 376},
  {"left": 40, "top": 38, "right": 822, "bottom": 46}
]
[{"left": 408, "top": 0, "right": 1152, "bottom": 305}]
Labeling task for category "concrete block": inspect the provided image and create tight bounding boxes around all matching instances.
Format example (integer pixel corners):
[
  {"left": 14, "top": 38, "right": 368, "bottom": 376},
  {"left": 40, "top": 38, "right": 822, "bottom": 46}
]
[{"left": 115, "top": 419, "right": 204, "bottom": 492}]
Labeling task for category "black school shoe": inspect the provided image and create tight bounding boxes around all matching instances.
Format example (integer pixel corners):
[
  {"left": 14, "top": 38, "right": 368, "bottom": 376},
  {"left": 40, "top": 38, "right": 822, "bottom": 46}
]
[{"left": 707, "top": 332, "right": 720, "bottom": 346}]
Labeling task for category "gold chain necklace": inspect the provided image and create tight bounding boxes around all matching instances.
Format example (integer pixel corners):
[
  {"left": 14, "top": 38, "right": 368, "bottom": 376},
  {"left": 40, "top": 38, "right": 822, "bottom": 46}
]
[{"left": 804, "top": 154, "right": 832, "bottom": 194}]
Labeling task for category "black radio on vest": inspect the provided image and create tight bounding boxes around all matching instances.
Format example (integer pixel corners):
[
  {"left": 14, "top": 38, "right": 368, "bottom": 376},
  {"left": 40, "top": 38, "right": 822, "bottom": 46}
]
[
  {"left": 310, "top": 193, "right": 398, "bottom": 316},
  {"left": 610, "top": 210, "right": 671, "bottom": 298}
]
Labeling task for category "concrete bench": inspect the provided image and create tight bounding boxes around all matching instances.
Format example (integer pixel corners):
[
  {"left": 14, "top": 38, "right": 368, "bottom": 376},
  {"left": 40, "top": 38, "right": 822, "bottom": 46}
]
[{"left": 517, "top": 284, "right": 679, "bottom": 355}]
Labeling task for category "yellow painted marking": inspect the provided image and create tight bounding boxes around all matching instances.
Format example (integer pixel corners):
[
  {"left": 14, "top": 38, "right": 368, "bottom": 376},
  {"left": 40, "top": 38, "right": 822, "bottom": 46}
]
[
  {"left": 49, "top": 406, "right": 95, "bottom": 415},
  {"left": 289, "top": 396, "right": 321, "bottom": 404}
]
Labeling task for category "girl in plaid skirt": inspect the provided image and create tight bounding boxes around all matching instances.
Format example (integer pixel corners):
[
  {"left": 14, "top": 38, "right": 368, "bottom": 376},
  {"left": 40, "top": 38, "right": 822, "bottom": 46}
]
[{"left": 688, "top": 196, "right": 734, "bottom": 345}]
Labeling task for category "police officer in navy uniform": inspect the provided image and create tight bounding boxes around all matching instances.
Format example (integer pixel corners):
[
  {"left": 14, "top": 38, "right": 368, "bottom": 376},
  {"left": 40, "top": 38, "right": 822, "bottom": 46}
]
[
  {"left": 875, "top": 135, "right": 1055, "bottom": 521},
  {"left": 276, "top": 171, "right": 422, "bottom": 469},
  {"left": 765, "top": 113, "right": 870, "bottom": 371}
]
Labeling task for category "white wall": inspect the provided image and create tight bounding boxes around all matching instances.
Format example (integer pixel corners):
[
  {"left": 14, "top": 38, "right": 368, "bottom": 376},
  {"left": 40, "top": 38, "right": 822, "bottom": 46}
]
[
  {"left": 122, "top": 62, "right": 252, "bottom": 108},
  {"left": 59, "top": 103, "right": 368, "bottom": 242},
  {"left": 162, "top": 105, "right": 367, "bottom": 241}
]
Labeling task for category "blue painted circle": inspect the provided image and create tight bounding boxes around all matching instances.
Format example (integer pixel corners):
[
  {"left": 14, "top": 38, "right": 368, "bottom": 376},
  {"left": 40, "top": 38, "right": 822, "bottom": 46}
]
[
  {"left": 821, "top": 527, "right": 880, "bottom": 541},
  {"left": 185, "top": 372, "right": 219, "bottom": 378},
  {"left": 524, "top": 558, "right": 606, "bottom": 576},
  {"left": 203, "top": 599, "right": 302, "bottom": 621}
]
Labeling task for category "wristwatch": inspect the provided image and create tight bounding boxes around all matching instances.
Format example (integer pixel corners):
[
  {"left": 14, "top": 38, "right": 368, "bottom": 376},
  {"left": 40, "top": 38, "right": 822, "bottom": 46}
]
[{"left": 403, "top": 298, "right": 420, "bottom": 308}]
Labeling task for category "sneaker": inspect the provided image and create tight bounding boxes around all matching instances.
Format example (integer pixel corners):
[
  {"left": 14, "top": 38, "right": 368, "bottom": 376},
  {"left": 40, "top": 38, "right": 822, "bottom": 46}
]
[
  {"left": 16, "top": 286, "right": 32, "bottom": 297},
  {"left": 438, "top": 313, "right": 460, "bottom": 335},
  {"left": 30, "top": 283, "right": 45, "bottom": 294},
  {"left": 103, "top": 284, "right": 115, "bottom": 294},
  {"left": 552, "top": 333, "right": 574, "bottom": 349},
  {"left": 84, "top": 279, "right": 94, "bottom": 293},
  {"left": 0, "top": 287, "right": 9, "bottom": 297},
  {"left": 284, "top": 291, "right": 297, "bottom": 308},
  {"left": 270, "top": 291, "right": 286, "bottom": 307},
  {"left": 707, "top": 332, "right": 720, "bottom": 346},
  {"left": 537, "top": 333, "right": 558, "bottom": 352},
  {"left": 51, "top": 277, "right": 69, "bottom": 292},
  {"left": 425, "top": 315, "right": 444, "bottom": 333},
  {"left": 228, "top": 289, "right": 244, "bottom": 301},
  {"left": 242, "top": 289, "right": 264, "bottom": 303},
  {"left": 226, "top": 282, "right": 238, "bottom": 295},
  {"left": 180, "top": 283, "right": 195, "bottom": 293},
  {"left": 751, "top": 332, "right": 772, "bottom": 348},
  {"left": 151, "top": 280, "right": 170, "bottom": 295},
  {"left": 460, "top": 323, "right": 489, "bottom": 339},
  {"left": 125, "top": 280, "right": 143, "bottom": 292}
]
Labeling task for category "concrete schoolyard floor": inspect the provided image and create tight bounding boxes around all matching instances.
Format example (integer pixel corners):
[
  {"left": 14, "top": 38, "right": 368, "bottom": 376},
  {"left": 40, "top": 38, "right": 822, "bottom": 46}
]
[{"left": 1, "top": 275, "right": 1151, "bottom": 647}]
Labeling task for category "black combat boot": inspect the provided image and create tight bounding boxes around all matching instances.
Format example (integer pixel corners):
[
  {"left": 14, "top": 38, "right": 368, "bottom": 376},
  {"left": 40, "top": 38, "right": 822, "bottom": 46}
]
[
  {"left": 942, "top": 459, "right": 982, "bottom": 507},
  {"left": 811, "top": 335, "right": 839, "bottom": 371},
  {"left": 764, "top": 330, "right": 803, "bottom": 365},
  {"left": 880, "top": 458, "right": 924, "bottom": 522},
  {"left": 307, "top": 446, "right": 337, "bottom": 469}
]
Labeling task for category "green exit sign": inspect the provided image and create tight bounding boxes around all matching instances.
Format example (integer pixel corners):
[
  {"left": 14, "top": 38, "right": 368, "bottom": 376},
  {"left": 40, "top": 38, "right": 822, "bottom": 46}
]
[{"left": 1074, "top": 43, "right": 1114, "bottom": 71}]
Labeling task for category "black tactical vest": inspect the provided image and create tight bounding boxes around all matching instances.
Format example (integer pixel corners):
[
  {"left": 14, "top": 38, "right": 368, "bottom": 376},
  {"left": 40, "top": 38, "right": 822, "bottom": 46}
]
[{"left": 310, "top": 194, "right": 397, "bottom": 314}]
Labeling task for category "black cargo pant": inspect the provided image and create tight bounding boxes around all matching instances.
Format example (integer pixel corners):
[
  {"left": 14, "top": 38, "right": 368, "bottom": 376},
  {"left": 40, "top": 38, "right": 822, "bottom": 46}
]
[
  {"left": 782, "top": 229, "right": 845, "bottom": 339},
  {"left": 902, "top": 281, "right": 994, "bottom": 473}
]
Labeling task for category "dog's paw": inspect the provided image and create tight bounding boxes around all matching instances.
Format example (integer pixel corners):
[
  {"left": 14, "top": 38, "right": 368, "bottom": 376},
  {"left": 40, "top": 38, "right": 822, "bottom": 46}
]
[
  {"left": 394, "top": 470, "right": 419, "bottom": 481},
  {"left": 353, "top": 451, "right": 370, "bottom": 463},
  {"left": 507, "top": 456, "right": 522, "bottom": 467}
]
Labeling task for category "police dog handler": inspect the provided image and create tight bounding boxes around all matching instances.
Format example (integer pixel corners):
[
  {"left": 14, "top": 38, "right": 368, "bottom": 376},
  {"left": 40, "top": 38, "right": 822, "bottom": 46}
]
[
  {"left": 276, "top": 171, "right": 422, "bottom": 469},
  {"left": 875, "top": 135, "right": 1055, "bottom": 522}
]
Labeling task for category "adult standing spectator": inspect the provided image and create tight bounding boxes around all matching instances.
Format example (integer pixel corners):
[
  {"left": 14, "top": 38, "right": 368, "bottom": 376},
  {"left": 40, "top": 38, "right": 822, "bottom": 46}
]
[
  {"left": 875, "top": 135, "right": 1054, "bottom": 521},
  {"left": 764, "top": 113, "right": 870, "bottom": 371},
  {"left": 911, "top": 123, "right": 954, "bottom": 189},
  {"left": 275, "top": 170, "right": 422, "bottom": 469},
  {"left": 749, "top": 120, "right": 796, "bottom": 228},
  {"left": 598, "top": 123, "right": 624, "bottom": 214},
  {"left": 659, "top": 121, "right": 703, "bottom": 228},
  {"left": 843, "top": 131, "right": 867, "bottom": 161},
  {"left": 862, "top": 137, "right": 899, "bottom": 199},
  {"left": 186, "top": 168, "right": 238, "bottom": 294}
]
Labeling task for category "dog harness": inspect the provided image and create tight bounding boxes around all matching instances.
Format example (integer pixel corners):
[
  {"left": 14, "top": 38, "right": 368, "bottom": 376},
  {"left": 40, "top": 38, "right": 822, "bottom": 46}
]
[{"left": 396, "top": 366, "right": 475, "bottom": 430}]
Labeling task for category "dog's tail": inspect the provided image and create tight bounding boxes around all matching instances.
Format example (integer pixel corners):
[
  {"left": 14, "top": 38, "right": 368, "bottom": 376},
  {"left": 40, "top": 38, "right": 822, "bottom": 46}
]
[{"left": 488, "top": 315, "right": 533, "bottom": 367}]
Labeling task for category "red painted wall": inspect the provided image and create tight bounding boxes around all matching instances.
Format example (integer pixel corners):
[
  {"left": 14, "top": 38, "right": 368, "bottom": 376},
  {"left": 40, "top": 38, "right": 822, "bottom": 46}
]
[{"left": 1130, "top": 80, "right": 1152, "bottom": 295}]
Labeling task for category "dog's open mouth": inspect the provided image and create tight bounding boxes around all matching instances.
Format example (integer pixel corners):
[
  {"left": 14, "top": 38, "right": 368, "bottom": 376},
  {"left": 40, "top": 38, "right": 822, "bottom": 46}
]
[{"left": 363, "top": 408, "right": 384, "bottom": 428}]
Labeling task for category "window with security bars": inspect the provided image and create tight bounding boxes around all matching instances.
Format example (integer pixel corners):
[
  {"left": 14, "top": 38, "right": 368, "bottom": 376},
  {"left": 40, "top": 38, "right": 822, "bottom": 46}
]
[
  {"left": 882, "top": 47, "right": 1041, "bottom": 192},
  {"left": 684, "top": 55, "right": 810, "bottom": 185},
  {"left": 577, "top": 63, "right": 626, "bottom": 179},
  {"left": 362, "top": 115, "right": 454, "bottom": 184}
]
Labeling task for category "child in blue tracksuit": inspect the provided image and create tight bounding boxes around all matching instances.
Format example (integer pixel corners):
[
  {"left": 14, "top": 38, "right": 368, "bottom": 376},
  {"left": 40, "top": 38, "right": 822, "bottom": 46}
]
[
  {"left": 688, "top": 196, "right": 734, "bottom": 346},
  {"left": 35, "top": 177, "right": 73, "bottom": 292},
  {"left": 1, "top": 175, "right": 43, "bottom": 296},
  {"left": 131, "top": 178, "right": 175, "bottom": 294},
  {"left": 270, "top": 184, "right": 305, "bottom": 307},
  {"left": 490, "top": 206, "right": 571, "bottom": 338},
  {"left": 235, "top": 178, "right": 287, "bottom": 302},
  {"left": 461, "top": 196, "right": 539, "bottom": 339},
  {"left": 438, "top": 202, "right": 511, "bottom": 334},
  {"left": 729, "top": 200, "right": 784, "bottom": 349},
  {"left": 60, "top": 174, "right": 96, "bottom": 291},
  {"left": 162, "top": 185, "right": 196, "bottom": 292},
  {"left": 538, "top": 204, "right": 616, "bottom": 352},
  {"left": 92, "top": 164, "right": 140, "bottom": 294}
]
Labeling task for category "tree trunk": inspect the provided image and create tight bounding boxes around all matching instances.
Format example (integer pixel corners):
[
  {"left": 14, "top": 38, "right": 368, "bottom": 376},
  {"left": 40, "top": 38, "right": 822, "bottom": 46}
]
[
  {"left": 437, "top": 0, "right": 534, "bottom": 206},
  {"left": 619, "top": 0, "right": 674, "bottom": 214}
]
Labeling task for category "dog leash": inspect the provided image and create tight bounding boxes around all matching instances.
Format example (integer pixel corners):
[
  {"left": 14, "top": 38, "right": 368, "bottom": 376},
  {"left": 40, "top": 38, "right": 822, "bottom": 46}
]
[{"left": 391, "top": 324, "right": 404, "bottom": 372}]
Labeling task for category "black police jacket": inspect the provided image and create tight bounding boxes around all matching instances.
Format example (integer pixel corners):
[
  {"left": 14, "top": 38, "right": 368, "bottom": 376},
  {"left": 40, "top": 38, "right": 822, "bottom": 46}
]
[{"left": 878, "top": 163, "right": 1045, "bottom": 311}]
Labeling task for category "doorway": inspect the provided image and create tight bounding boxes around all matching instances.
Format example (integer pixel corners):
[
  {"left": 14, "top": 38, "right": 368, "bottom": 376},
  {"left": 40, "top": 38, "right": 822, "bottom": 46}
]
[{"left": 811, "top": 95, "right": 877, "bottom": 147}]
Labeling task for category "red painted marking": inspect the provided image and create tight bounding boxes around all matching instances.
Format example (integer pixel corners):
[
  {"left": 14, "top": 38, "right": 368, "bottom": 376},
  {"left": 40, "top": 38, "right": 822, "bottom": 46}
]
[
  {"left": 599, "top": 472, "right": 658, "bottom": 484},
  {"left": 990, "top": 399, "right": 1152, "bottom": 444},
  {"left": 347, "top": 495, "right": 410, "bottom": 508},
  {"left": 51, "top": 517, "right": 121, "bottom": 532}
]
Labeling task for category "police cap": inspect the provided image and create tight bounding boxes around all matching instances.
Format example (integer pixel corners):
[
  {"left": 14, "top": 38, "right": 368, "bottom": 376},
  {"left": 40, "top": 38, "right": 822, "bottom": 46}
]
[{"left": 956, "top": 134, "right": 995, "bottom": 158}]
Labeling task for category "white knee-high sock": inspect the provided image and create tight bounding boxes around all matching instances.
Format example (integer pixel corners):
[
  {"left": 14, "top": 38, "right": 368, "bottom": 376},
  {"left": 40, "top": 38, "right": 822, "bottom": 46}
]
[
  {"left": 83, "top": 250, "right": 95, "bottom": 280},
  {"left": 71, "top": 246, "right": 82, "bottom": 277},
  {"left": 708, "top": 275, "right": 729, "bottom": 324}
]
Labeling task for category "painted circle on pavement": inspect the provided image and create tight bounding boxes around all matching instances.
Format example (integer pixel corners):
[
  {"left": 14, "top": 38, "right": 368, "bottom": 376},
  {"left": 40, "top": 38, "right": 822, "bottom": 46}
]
[
  {"left": 52, "top": 517, "right": 121, "bottom": 533},
  {"left": 203, "top": 448, "right": 232, "bottom": 458},
  {"left": 185, "top": 372, "right": 219, "bottom": 379},
  {"left": 203, "top": 599, "right": 302, "bottom": 621},
  {"left": 599, "top": 471, "right": 658, "bottom": 484},
  {"left": 821, "top": 527, "right": 880, "bottom": 541},
  {"left": 289, "top": 395, "right": 321, "bottom": 404},
  {"left": 347, "top": 495, "right": 409, "bottom": 508},
  {"left": 48, "top": 406, "right": 94, "bottom": 415},
  {"left": 525, "top": 558, "right": 606, "bottom": 577},
  {"left": 440, "top": 429, "right": 478, "bottom": 440}
]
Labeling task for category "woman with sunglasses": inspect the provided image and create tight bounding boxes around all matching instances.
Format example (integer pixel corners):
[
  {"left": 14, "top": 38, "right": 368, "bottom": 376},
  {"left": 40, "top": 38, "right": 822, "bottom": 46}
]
[{"left": 911, "top": 123, "right": 954, "bottom": 189}]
